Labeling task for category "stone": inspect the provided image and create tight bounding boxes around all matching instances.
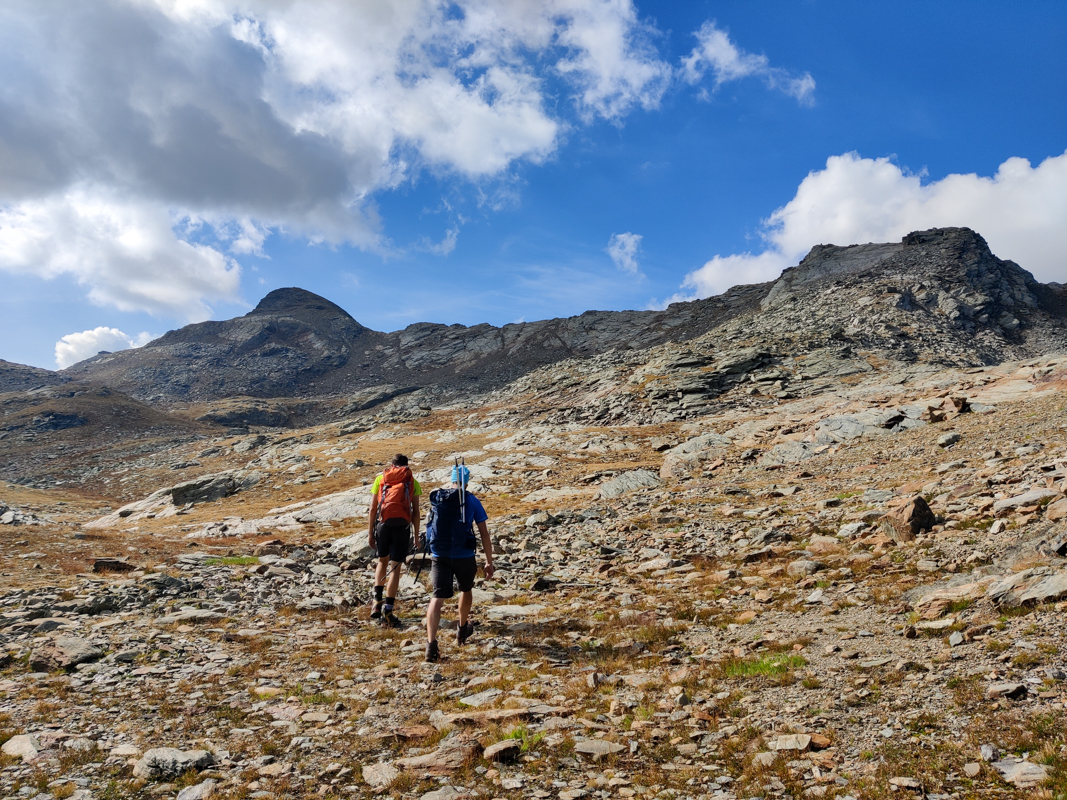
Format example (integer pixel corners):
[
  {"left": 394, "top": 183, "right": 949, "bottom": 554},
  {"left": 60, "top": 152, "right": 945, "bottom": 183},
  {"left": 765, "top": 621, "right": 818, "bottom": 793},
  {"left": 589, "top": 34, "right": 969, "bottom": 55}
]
[
  {"left": 787, "top": 560, "right": 822, "bottom": 578},
  {"left": 157, "top": 609, "right": 226, "bottom": 625},
  {"left": 573, "top": 739, "right": 625, "bottom": 758},
  {"left": 421, "top": 787, "right": 463, "bottom": 800},
  {"left": 888, "top": 777, "right": 922, "bottom": 790},
  {"left": 28, "top": 636, "right": 104, "bottom": 672},
  {"left": 987, "top": 569, "right": 1067, "bottom": 607},
  {"left": 176, "top": 779, "right": 217, "bottom": 800},
  {"left": 1, "top": 734, "right": 41, "bottom": 761},
  {"left": 92, "top": 557, "right": 135, "bottom": 573},
  {"left": 483, "top": 739, "right": 522, "bottom": 762},
  {"left": 992, "top": 488, "right": 1061, "bottom": 515},
  {"left": 936, "top": 432, "right": 961, "bottom": 447},
  {"left": 330, "top": 533, "right": 376, "bottom": 562},
  {"left": 458, "top": 688, "right": 502, "bottom": 708},
  {"left": 428, "top": 709, "right": 530, "bottom": 730},
  {"left": 758, "top": 442, "right": 818, "bottom": 469},
  {"left": 986, "top": 682, "right": 1026, "bottom": 700},
  {"left": 1045, "top": 497, "right": 1067, "bottom": 521},
  {"left": 132, "top": 748, "right": 216, "bottom": 780},
  {"left": 991, "top": 759, "right": 1048, "bottom": 788},
  {"left": 752, "top": 751, "right": 777, "bottom": 767},
  {"left": 487, "top": 605, "right": 544, "bottom": 621},
  {"left": 395, "top": 735, "right": 481, "bottom": 774},
  {"left": 597, "top": 470, "right": 660, "bottom": 499},
  {"left": 362, "top": 762, "right": 399, "bottom": 788},
  {"left": 963, "top": 763, "right": 981, "bottom": 778},
  {"left": 880, "top": 496, "right": 936, "bottom": 542},
  {"left": 770, "top": 734, "right": 811, "bottom": 752}
]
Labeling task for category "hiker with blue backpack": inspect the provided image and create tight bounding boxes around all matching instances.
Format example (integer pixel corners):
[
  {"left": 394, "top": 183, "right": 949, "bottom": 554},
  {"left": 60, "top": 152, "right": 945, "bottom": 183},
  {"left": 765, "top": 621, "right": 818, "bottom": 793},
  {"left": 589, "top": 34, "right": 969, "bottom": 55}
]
[
  {"left": 422, "top": 463, "right": 494, "bottom": 662},
  {"left": 367, "top": 454, "right": 421, "bottom": 628}
]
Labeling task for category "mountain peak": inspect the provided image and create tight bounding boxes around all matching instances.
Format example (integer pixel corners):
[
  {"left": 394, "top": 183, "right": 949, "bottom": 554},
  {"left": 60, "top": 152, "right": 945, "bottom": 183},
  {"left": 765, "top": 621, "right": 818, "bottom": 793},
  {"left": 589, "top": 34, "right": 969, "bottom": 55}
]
[{"left": 248, "top": 288, "right": 359, "bottom": 324}]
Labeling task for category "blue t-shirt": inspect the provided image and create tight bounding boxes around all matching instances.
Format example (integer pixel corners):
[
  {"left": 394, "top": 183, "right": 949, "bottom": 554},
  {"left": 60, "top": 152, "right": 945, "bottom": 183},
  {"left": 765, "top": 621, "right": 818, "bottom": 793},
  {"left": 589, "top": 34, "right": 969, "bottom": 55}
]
[{"left": 430, "top": 493, "right": 488, "bottom": 559}]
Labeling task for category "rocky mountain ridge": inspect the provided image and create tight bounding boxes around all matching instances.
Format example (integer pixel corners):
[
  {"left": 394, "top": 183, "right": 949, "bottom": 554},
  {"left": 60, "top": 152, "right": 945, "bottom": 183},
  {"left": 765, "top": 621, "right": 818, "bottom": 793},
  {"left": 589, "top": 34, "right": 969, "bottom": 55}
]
[{"left": 51, "top": 228, "right": 1064, "bottom": 416}]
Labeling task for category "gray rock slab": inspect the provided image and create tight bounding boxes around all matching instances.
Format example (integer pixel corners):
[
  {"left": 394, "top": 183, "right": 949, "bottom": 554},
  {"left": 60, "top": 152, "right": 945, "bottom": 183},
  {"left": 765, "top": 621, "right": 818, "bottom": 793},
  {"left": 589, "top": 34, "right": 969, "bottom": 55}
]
[
  {"left": 458, "top": 688, "right": 502, "bottom": 708},
  {"left": 133, "top": 748, "right": 216, "bottom": 780},
  {"left": 573, "top": 739, "right": 625, "bottom": 758},
  {"left": 362, "top": 762, "right": 399, "bottom": 789},
  {"left": 1, "top": 734, "right": 41, "bottom": 761},
  {"left": 759, "top": 442, "right": 818, "bottom": 468},
  {"left": 28, "top": 637, "right": 104, "bottom": 672},
  {"left": 596, "top": 470, "right": 660, "bottom": 499},
  {"left": 991, "top": 759, "right": 1048, "bottom": 788},
  {"left": 176, "top": 779, "right": 217, "bottom": 800}
]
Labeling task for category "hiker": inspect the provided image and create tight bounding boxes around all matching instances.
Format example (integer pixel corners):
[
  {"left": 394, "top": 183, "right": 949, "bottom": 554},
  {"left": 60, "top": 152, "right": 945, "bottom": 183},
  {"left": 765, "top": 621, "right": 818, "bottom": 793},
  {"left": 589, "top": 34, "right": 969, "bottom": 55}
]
[
  {"left": 367, "top": 454, "right": 421, "bottom": 627},
  {"left": 423, "top": 465, "right": 494, "bottom": 662}
]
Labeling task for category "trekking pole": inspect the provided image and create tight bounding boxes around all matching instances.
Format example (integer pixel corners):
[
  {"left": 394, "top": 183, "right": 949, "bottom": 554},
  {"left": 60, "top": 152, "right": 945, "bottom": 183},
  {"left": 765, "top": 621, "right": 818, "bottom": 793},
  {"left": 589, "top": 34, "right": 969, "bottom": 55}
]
[{"left": 459, "top": 456, "right": 466, "bottom": 525}]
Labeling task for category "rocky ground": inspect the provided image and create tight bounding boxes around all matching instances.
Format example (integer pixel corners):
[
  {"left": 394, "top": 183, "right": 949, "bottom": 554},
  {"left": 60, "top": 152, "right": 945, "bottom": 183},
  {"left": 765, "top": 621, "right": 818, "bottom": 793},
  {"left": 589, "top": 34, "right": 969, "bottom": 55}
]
[{"left": 0, "top": 348, "right": 1065, "bottom": 800}]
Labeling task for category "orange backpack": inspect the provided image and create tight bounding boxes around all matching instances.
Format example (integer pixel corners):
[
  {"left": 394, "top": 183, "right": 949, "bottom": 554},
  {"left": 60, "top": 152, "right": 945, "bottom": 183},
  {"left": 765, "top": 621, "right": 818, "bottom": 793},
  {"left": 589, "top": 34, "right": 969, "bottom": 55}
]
[{"left": 378, "top": 466, "right": 414, "bottom": 523}]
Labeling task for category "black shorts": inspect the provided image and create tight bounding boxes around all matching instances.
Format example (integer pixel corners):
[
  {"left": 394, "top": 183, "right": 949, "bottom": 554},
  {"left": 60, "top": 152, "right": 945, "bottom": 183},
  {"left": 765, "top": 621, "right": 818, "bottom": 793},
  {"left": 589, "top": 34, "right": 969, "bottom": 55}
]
[
  {"left": 429, "top": 556, "right": 477, "bottom": 599},
  {"left": 375, "top": 519, "right": 411, "bottom": 563}
]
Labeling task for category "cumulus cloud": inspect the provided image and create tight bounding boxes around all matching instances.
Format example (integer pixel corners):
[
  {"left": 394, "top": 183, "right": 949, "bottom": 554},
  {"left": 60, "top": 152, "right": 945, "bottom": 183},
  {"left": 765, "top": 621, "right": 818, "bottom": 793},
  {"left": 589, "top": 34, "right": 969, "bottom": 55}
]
[
  {"left": 55, "top": 327, "right": 154, "bottom": 369},
  {"left": 680, "top": 150, "right": 1067, "bottom": 299},
  {"left": 606, "top": 232, "right": 643, "bottom": 275},
  {"left": 0, "top": 185, "right": 241, "bottom": 320},
  {"left": 0, "top": 0, "right": 685, "bottom": 317},
  {"left": 681, "top": 21, "right": 815, "bottom": 104}
]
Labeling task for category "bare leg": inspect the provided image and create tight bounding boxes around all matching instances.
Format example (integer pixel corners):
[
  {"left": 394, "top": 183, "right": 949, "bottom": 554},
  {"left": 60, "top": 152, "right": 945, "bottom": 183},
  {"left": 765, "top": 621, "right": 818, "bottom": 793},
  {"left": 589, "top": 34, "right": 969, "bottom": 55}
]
[
  {"left": 374, "top": 557, "right": 388, "bottom": 589},
  {"left": 427, "top": 598, "right": 445, "bottom": 643},
  {"left": 385, "top": 560, "right": 403, "bottom": 600},
  {"left": 458, "top": 591, "right": 472, "bottom": 627}
]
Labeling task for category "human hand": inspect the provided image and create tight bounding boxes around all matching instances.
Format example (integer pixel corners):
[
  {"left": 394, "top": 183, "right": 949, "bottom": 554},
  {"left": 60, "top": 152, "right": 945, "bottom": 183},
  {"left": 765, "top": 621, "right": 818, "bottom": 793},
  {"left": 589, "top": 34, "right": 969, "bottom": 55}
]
[{"left": 484, "top": 562, "right": 495, "bottom": 580}]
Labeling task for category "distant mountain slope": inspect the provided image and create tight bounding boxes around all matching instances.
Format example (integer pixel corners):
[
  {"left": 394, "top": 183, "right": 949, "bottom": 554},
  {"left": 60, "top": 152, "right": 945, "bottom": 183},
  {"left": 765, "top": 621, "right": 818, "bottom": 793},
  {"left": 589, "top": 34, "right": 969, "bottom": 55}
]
[
  {"left": 45, "top": 227, "right": 1067, "bottom": 408},
  {"left": 0, "top": 359, "right": 69, "bottom": 394}
]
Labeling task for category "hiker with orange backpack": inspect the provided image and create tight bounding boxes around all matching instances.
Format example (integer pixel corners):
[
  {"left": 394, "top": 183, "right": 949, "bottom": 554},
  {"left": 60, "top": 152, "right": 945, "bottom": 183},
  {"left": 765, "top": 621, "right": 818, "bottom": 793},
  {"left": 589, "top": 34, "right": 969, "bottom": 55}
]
[{"left": 367, "top": 454, "right": 421, "bottom": 627}]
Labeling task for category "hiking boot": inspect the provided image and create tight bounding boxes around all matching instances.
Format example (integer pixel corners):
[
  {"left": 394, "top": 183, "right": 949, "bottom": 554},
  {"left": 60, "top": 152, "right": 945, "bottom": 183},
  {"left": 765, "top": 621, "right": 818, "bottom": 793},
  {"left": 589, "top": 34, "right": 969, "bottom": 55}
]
[
  {"left": 370, "top": 600, "right": 383, "bottom": 620},
  {"left": 425, "top": 640, "right": 440, "bottom": 662},
  {"left": 382, "top": 610, "right": 403, "bottom": 629},
  {"left": 457, "top": 621, "right": 474, "bottom": 645}
]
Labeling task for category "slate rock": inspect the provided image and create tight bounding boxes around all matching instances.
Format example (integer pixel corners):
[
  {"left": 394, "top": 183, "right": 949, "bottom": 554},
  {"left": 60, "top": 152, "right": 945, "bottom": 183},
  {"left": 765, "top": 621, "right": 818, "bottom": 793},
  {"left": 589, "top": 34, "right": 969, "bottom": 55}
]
[
  {"left": 92, "top": 558, "right": 135, "bottom": 573},
  {"left": 573, "top": 739, "right": 625, "bottom": 758},
  {"left": 176, "top": 779, "right": 217, "bottom": 800},
  {"left": 132, "top": 748, "right": 216, "bottom": 779},
  {"left": 880, "top": 496, "right": 936, "bottom": 542},
  {"left": 362, "top": 762, "right": 399, "bottom": 788},
  {"left": 758, "top": 442, "right": 818, "bottom": 468},
  {"left": 597, "top": 470, "right": 660, "bottom": 499},
  {"left": 992, "top": 489, "right": 1061, "bottom": 514},
  {"left": 28, "top": 637, "right": 104, "bottom": 672},
  {"left": 395, "top": 735, "right": 481, "bottom": 774},
  {"left": 483, "top": 739, "right": 522, "bottom": 762},
  {"left": 987, "top": 569, "right": 1067, "bottom": 607},
  {"left": 991, "top": 759, "right": 1048, "bottom": 788},
  {"left": 1, "top": 734, "right": 42, "bottom": 761}
]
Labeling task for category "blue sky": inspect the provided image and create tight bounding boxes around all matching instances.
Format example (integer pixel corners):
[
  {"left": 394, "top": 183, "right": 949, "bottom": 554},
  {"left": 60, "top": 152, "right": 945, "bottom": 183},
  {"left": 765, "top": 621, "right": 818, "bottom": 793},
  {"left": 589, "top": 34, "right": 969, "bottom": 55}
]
[{"left": 1, "top": 1, "right": 1065, "bottom": 370}]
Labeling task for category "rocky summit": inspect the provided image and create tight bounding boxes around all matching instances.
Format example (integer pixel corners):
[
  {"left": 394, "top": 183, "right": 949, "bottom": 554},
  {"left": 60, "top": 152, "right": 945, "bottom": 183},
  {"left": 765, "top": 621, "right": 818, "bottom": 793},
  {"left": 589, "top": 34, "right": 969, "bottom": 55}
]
[{"left": 0, "top": 227, "right": 1066, "bottom": 799}]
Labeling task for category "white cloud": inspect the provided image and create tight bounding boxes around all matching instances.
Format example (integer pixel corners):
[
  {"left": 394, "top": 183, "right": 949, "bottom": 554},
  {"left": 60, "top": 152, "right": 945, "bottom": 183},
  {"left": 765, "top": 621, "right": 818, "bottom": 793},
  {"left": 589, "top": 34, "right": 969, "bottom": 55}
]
[
  {"left": 680, "top": 150, "right": 1067, "bottom": 299},
  {"left": 55, "top": 327, "right": 154, "bottom": 369},
  {"left": 681, "top": 21, "right": 815, "bottom": 105},
  {"left": 0, "top": 0, "right": 683, "bottom": 317},
  {"left": 0, "top": 185, "right": 241, "bottom": 320},
  {"left": 606, "top": 231, "right": 642, "bottom": 275}
]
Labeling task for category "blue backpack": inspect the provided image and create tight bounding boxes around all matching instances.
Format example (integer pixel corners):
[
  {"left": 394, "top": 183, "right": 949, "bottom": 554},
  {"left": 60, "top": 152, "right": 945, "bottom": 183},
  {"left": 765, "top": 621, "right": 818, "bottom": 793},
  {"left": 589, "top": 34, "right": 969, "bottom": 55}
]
[{"left": 425, "top": 488, "right": 477, "bottom": 557}]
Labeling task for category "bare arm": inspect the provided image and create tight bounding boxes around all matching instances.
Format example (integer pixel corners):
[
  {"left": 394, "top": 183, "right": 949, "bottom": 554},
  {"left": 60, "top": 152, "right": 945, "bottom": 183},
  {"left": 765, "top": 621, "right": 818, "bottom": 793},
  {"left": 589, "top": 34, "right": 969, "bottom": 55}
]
[
  {"left": 367, "top": 494, "right": 379, "bottom": 544},
  {"left": 411, "top": 495, "right": 420, "bottom": 537},
  {"left": 477, "top": 520, "right": 494, "bottom": 579}
]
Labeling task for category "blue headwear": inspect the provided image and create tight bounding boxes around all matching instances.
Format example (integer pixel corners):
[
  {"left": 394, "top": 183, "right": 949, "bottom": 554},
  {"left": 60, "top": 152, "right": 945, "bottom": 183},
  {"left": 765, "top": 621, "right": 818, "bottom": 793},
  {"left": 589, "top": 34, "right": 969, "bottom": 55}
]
[{"left": 451, "top": 465, "right": 470, "bottom": 486}]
